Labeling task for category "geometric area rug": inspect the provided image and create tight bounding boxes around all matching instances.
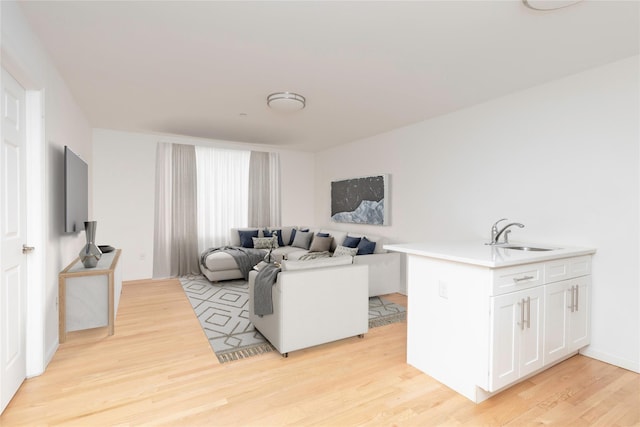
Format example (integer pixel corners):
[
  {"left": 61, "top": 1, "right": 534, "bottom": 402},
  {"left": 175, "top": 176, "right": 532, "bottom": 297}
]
[{"left": 179, "top": 275, "right": 406, "bottom": 363}]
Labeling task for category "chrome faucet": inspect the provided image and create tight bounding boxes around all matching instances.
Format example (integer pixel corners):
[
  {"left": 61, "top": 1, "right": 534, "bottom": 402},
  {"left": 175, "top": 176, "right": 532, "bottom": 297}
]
[{"left": 487, "top": 218, "right": 525, "bottom": 245}]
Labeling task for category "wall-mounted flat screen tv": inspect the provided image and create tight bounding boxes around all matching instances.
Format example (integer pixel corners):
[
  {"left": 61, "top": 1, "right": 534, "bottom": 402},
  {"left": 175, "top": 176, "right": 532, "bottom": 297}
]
[{"left": 64, "top": 146, "right": 88, "bottom": 233}]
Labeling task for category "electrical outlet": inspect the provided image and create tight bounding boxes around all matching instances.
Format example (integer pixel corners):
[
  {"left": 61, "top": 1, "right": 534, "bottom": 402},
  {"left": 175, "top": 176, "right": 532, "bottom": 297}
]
[{"left": 438, "top": 281, "right": 448, "bottom": 299}]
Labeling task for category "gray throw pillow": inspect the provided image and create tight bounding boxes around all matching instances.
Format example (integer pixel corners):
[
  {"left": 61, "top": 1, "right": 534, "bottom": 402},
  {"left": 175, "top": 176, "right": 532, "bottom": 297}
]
[
  {"left": 252, "top": 236, "right": 277, "bottom": 249},
  {"left": 291, "top": 230, "right": 313, "bottom": 249},
  {"left": 309, "top": 235, "right": 333, "bottom": 252}
]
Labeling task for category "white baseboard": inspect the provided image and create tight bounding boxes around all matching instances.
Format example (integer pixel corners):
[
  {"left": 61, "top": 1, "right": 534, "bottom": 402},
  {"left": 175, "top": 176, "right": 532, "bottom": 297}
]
[{"left": 580, "top": 347, "right": 640, "bottom": 373}]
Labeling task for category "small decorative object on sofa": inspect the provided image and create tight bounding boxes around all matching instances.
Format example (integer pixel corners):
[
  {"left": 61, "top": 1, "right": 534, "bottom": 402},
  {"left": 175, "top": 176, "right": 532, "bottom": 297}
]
[{"left": 79, "top": 221, "right": 102, "bottom": 268}]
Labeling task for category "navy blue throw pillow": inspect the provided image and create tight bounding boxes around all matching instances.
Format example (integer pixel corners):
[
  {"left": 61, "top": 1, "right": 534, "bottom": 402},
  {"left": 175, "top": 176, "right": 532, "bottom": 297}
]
[
  {"left": 342, "top": 235, "right": 362, "bottom": 248},
  {"left": 238, "top": 229, "right": 259, "bottom": 248},
  {"left": 264, "top": 229, "right": 285, "bottom": 247},
  {"left": 317, "top": 232, "right": 330, "bottom": 238},
  {"left": 357, "top": 237, "right": 376, "bottom": 255}
]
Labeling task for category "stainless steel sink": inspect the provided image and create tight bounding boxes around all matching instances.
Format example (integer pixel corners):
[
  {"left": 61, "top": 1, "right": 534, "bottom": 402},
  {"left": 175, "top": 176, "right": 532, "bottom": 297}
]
[{"left": 502, "top": 245, "right": 556, "bottom": 251}]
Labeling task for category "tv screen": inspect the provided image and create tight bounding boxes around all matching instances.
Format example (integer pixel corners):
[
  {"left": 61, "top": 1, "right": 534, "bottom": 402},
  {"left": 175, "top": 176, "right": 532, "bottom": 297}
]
[{"left": 64, "top": 146, "right": 88, "bottom": 233}]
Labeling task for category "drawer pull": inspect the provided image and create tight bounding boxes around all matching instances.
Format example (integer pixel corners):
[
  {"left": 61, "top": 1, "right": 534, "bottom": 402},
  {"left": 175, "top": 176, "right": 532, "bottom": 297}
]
[{"left": 513, "top": 275, "right": 534, "bottom": 283}]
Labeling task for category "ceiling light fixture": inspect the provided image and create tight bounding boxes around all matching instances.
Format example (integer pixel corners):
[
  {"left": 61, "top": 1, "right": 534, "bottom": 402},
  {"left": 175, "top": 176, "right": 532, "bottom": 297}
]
[
  {"left": 267, "top": 92, "right": 306, "bottom": 112},
  {"left": 522, "top": 0, "right": 583, "bottom": 11}
]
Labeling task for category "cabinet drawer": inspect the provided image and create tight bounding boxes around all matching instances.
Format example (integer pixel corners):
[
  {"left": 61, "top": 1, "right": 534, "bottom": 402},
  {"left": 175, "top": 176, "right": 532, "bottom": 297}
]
[
  {"left": 544, "top": 256, "right": 591, "bottom": 284},
  {"left": 491, "top": 263, "right": 544, "bottom": 296}
]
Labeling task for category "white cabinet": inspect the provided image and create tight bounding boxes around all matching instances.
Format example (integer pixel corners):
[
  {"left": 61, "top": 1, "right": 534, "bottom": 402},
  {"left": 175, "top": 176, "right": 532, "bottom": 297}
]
[
  {"left": 386, "top": 242, "right": 595, "bottom": 404},
  {"left": 489, "top": 286, "right": 544, "bottom": 391},
  {"left": 543, "top": 276, "right": 590, "bottom": 365},
  {"left": 488, "top": 256, "right": 591, "bottom": 392},
  {"left": 59, "top": 249, "right": 122, "bottom": 343}
]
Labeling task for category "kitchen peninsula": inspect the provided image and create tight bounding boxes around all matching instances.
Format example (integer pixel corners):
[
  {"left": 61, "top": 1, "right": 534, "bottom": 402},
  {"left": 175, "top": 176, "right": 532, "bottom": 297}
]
[{"left": 384, "top": 241, "right": 596, "bottom": 403}]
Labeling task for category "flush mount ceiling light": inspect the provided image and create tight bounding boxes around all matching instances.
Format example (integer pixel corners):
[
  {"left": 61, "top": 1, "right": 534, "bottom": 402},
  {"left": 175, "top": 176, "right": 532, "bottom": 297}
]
[
  {"left": 267, "top": 92, "right": 306, "bottom": 112},
  {"left": 523, "top": 0, "right": 583, "bottom": 10}
]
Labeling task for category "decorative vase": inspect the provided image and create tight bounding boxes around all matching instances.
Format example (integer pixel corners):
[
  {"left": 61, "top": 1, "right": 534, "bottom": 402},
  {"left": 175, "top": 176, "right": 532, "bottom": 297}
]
[{"left": 79, "top": 221, "right": 102, "bottom": 268}]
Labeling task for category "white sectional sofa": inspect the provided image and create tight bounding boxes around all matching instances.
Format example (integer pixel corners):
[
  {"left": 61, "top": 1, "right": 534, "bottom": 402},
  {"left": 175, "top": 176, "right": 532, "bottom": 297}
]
[
  {"left": 200, "top": 225, "right": 401, "bottom": 297},
  {"left": 248, "top": 261, "right": 369, "bottom": 356}
]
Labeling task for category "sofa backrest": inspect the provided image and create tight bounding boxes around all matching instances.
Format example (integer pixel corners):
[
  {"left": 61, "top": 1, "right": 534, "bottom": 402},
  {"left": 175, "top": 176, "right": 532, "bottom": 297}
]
[
  {"left": 280, "top": 255, "right": 353, "bottom": 271},
  {"left": 229, "top": 226, "right": 297, "bottom": 247},
  {"left": 229, "top": 226, "right": 387, "bottom": 254},
  {"left": 319, "top": 229, "right": 387, "bottom": 254}
]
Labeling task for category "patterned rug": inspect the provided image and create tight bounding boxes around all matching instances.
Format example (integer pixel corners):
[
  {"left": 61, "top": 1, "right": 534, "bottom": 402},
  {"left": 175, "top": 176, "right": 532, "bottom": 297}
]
[{"left": 180, "top": 275, "right": 406, "bottom": 363}]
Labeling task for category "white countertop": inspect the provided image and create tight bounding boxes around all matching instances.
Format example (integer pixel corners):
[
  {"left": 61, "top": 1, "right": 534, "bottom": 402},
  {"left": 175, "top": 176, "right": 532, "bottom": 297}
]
[{"left": 383, "top": 241, "right": 596, "bottom": 268}]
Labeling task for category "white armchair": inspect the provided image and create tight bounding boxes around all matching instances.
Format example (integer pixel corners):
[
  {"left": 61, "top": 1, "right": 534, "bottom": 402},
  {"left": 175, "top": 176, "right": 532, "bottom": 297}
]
[{"left": 248, "top": 263, "right": 369, "bottom": 356}]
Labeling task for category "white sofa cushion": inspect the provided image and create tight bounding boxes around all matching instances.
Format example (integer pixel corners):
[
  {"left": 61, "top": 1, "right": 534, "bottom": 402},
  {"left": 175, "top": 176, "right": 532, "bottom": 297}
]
[
  {"left": 204, "top": 251, "right": 239, "bottom": 271},
  {"left": 280, "top": 256, "right": 353, "bottom": 271}
]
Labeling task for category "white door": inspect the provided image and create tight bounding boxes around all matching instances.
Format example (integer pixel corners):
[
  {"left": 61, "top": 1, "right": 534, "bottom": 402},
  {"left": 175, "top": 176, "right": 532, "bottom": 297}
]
[{"left": 1, "top": 68, "right": 28, "bottom": 414}]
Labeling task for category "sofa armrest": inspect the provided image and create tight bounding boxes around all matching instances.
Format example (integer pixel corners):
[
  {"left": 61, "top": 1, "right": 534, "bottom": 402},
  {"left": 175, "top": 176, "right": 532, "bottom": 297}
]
[{"left": 249, "top": 264, "right": 368, "bottom": 355}]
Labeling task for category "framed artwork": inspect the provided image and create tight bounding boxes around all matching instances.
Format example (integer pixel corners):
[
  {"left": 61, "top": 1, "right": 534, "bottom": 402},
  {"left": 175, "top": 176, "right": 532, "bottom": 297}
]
[{"left": 331, "top": 174, "right": 389, "bottom": 225}]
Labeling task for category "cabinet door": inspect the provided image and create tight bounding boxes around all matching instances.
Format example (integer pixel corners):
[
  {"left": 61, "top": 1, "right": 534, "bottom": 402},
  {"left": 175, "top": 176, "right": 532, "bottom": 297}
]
[
  {"left": 544, "top": 280, "right": 570, "bottom": 365},
  {"left": 519, "top": 288, "right": 544, "bottom": 378},
  {"left": 489, "top": 287, "right": 544, "bottom": 392},
  {"left": 544, "top": 276, "right": 591, "bottom": 365},
  {"left": 568, "top": 277, "right": 590, "bottom": 352},
  {"left": 489, "top": 292, "right": 520, "bottom": 391}
]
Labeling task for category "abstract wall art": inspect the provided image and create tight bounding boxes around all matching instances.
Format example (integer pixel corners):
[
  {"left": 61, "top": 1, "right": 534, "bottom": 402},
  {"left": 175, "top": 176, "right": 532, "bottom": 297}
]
[{"left": 331, "top": 174, "right": 389, "bottom": 225}]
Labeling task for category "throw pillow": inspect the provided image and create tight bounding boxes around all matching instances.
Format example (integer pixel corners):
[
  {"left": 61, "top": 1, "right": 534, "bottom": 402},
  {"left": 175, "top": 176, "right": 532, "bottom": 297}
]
[
  {"left": 238, "top": 229, "right": 259, "bottom": 248},
  {"left": 291, "top": 230, "right": 313, "bottom": 249},
  {"left": 342, "top": 235, "right": 361, "bottom": 248},
  {"left": 357, "top": 237, "right": 376, "bottom": 255},
  {"left": 289, "top": 228, "right": 309, "bottom": 246},
  {"left": 252, "top": 236, "right": 277, "bottom": 250},
  {"left": 333, "top": 245, "right": 358, "bottom": 257},
  {"left": 309, "top": 235, "right": 333, "bottom": 252},
  {"left": 316, "top": 232, "right": 330, "bottom": 238},
  {"left": 263, "top": 229, "right": 285, "bottom": 247}
]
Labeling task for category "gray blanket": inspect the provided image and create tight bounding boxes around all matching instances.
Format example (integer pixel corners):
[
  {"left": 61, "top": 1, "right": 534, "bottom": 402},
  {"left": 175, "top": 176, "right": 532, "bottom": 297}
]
[
  {"left": 253, "top": 263, "right": 281, "bottom": 316},
  {"left": 200, "top": 246, "right": 266, "bottom": 280}
]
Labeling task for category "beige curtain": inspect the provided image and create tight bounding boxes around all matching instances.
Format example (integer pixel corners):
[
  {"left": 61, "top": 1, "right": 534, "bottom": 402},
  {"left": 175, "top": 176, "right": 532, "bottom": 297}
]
[
  {"left": 153, "top": 143, "right": 200, "bottom": 278},
  {"left": 248, "top": 151, "right": 281, "bottom": 227},
  {"left": 170, "top": 144, "right": 199, "bottom": 276}
]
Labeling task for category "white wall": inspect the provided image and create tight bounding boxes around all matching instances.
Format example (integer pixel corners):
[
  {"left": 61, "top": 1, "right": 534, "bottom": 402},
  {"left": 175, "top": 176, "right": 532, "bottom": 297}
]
[
  {"left": 2, "top": 1, "right": 93, "bottom": 372},
  {"left": 93, "top": 129, "right": 316, "bottom": 280},
  {"left": 315, "top": 56, "right": 639, "bottom": 373}
]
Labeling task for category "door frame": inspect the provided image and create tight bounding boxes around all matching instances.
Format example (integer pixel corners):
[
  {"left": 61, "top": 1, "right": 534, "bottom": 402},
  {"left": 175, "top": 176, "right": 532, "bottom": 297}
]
[{"left": 1, "top": 56, "right": 47, "bottom": 378}]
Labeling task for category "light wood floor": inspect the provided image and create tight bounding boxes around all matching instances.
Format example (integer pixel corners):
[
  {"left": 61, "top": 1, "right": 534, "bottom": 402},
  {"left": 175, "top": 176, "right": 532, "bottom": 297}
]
[{"left": 1, "top": 279, "right": 638, "bottom": 426}]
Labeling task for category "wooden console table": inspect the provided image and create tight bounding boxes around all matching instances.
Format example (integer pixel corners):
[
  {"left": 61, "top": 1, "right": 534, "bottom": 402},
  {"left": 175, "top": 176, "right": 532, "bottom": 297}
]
[{"left": 59, "top": 249, "right": 122, "bottom": 343}]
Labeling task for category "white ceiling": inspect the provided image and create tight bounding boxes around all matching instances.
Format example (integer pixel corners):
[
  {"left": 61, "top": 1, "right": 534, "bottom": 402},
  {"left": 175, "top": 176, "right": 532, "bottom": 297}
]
[{"left": 18, "top": 1, "right": 639, "bottom": 152}]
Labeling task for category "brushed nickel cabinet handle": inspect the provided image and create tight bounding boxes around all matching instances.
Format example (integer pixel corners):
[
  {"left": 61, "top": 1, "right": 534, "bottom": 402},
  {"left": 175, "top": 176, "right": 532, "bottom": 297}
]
[
  {"left": 517, "top": 299, "right": 525, "bottom": 330},
  {"left": 513, "top": 275, "right": 534, "bottom": 283},
  {"left": 568, "top": 286, "right": 575, "bottom": 312}
]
